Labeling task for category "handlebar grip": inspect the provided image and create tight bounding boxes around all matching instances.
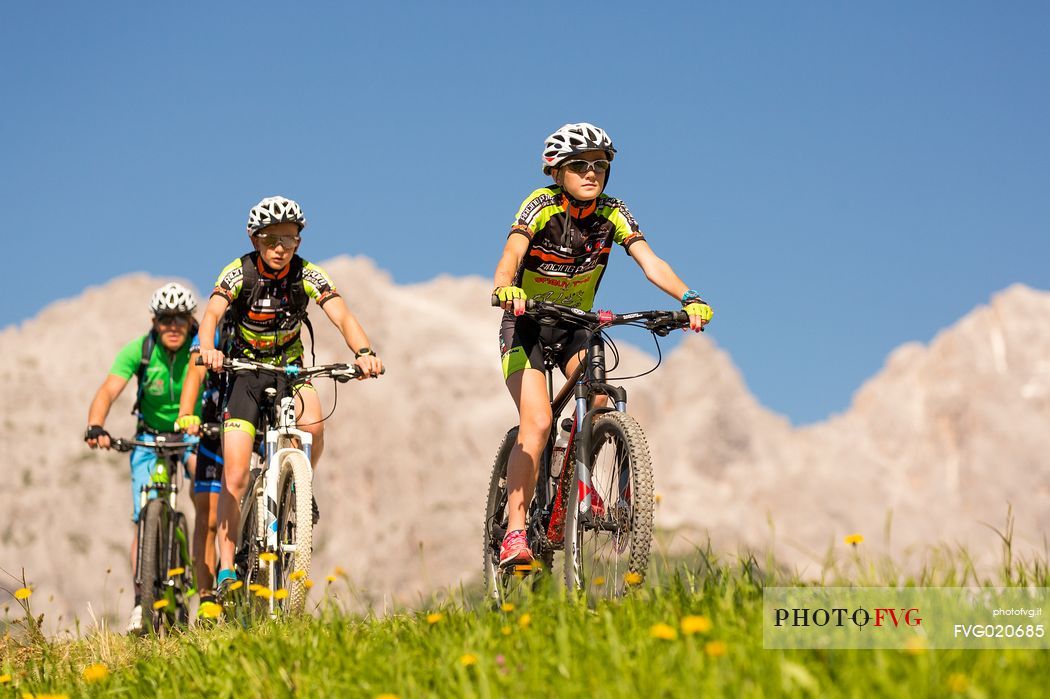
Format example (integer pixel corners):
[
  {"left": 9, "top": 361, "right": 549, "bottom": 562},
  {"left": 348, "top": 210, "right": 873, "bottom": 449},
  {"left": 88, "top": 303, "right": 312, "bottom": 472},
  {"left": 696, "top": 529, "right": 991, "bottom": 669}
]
[
  {"left": 111, "top": 439, "right": 132, "bottom": 453},
  {"left": 491, "top": 295, "right": 537, "bottom": 312}
]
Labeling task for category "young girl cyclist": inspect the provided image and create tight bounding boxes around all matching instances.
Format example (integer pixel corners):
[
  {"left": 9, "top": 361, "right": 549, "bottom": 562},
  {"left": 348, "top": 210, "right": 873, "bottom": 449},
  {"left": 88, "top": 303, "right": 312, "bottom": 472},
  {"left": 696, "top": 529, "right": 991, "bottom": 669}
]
[
  {"left": 492, "top": 123, "right": 713, "bottom": 566},
  {"left": 196, "top": 195, "right": 383, "bottom": 595}
]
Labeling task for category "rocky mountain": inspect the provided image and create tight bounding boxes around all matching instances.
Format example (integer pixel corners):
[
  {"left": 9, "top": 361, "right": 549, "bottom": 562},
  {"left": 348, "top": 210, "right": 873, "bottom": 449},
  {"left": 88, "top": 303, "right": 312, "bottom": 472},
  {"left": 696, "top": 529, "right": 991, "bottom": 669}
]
[{"left": 1, "top": 260, "right": 1046, "bottom": 632}]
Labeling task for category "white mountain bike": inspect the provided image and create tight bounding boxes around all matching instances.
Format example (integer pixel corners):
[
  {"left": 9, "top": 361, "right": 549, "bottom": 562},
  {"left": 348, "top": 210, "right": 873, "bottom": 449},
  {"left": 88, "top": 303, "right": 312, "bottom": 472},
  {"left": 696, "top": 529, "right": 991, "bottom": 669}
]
[{"left": 210, "top": 357, "right": 366, "bottom": 615}]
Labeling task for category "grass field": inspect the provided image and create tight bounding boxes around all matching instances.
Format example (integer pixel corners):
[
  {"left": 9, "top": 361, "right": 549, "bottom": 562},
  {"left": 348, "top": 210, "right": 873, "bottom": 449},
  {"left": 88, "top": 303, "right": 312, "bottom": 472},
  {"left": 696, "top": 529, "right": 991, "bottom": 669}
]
[{"left": 2, "top": 537, "right": 1047, "bottom": 698}]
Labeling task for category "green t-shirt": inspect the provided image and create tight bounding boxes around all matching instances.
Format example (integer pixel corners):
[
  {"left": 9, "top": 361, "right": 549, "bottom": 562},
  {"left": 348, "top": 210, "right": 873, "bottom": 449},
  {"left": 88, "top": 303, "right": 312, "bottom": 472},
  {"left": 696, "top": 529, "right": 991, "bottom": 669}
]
[{"left": 109, "top": 333, "right": 199, "bottom": 432}]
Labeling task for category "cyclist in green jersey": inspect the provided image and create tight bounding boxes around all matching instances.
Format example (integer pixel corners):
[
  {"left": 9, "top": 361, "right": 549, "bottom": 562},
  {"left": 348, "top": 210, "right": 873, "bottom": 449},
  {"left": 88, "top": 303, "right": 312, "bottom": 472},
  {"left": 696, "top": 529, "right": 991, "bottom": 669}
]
[
  {"left": 84, "top": 282, "right": 201, "bottom": 632},
  {"left": 492, "top": 123, "right": 714, "bottom": 566},
  {"left": 196, "top": 195, "right": 383, "bottom": 594}
]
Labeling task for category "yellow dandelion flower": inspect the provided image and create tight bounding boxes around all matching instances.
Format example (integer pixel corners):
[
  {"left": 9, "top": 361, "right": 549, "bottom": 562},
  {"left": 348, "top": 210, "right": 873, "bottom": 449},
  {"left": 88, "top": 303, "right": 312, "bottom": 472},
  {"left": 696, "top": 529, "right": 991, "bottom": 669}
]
[
  {"left": 14, "top": 587, "right": 32, "bottom": 600},
  {"left": 501, "top": 625, "right": 512, "bottom": 636},
  {"left": 304, "top": 579, "right": 314, "bottom": 589},
  {"left": 459, "top": 653, "right": 478, "bottom": 667},
  {"left": 82, "top": 663, "right": 109, "bottom": 682},
  {"left": 903, "top": 636, "right": 926, "bottom": 655},
  {"left": 248, "top": 583, "right": 264, "bottom": 592},
  {"left": 680, "top": 615, "right": 713, "bottom": 635},
  {"left": 259, "top": 552, "right": 278, "bottom": 563},
  {"left": 426, "top": 612, "right": 444, "bottom": 625},
  {"left": 593, "top": 576, "right": 606, "bottom": 586},
  {"left": 254, "top": 587, "right": 273, "bottom": 599},
  {"left": 325, "top": 575, "right": 337, "bottom": 583},
  {"left": 274, "top": 588, "right": 289, "bottom": 600},
  {"left": 704, "top": 640, "right": 728, "bottom": 657},
  {"left": 375, "top": 695, "right": 400, "bottom": 699},
  {"left": 501, "top": 603, "right": 515, "bottom": 612},
  {"left": 199, "top": 602, "right": 222, "bottom": 618},
  {"left": 228, "top": 580, "right": 243, "bottom": 591},
  {"left": 518, "top": 613, "right": 532, "bottom": 629},
  {"left": 166, "top": 567, "right": 185, "bottom": 577},
  {"left": 844, "top": 534, "right": 864, "bottom": 546},
  {"left": 290, "top": 570, "right": 306, "bottom": 581},
  {"left": 334, "top": 566, "right": 348, "bottom": 576},
  {"left": 650, "top": 623, "right": 677, "bottom": 641},
  {"left": 0, "top": 674, "right": 11, "bottom": 684},
  {"left": 654, "top": 493, "right": 663, "bottom": 504},
  {"left": 153, "top": 599, "right": 169, "bottom": 610},
  {"left": 947, "top": 674, "right": 969, "bottom": 693},
  {"left": 624, "top": 572, "right": 643, "bottom": 586}
]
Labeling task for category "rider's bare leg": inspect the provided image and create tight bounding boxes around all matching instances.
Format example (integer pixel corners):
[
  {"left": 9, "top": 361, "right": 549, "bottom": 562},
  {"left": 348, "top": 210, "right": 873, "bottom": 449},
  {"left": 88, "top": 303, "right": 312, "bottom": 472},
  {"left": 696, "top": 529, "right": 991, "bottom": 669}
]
[
  {"left": 504, "top": 367, "right": 552, "bottom": 533},
  {"left": 217, "top": 429, "right": 254, "bottom": 571},
  {"left": 295, "top": 387, "right": 324, "bottom": 469}
]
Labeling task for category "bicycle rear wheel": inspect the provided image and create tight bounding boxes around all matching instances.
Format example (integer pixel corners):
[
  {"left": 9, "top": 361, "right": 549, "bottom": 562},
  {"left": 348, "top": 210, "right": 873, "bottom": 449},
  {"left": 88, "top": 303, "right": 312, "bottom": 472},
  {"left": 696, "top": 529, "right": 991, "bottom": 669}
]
[
  {"left": 482, "top": 428, "right": 516, "bottom": 602},
  {"left": 137, "top": 499, "right": 169, "bottom": 635},
  {"left": 564, "top": 411, "right": 654, "bottom": 599},
  {"left": 274, "top": 451, "right": 313, "bottom": 614}
]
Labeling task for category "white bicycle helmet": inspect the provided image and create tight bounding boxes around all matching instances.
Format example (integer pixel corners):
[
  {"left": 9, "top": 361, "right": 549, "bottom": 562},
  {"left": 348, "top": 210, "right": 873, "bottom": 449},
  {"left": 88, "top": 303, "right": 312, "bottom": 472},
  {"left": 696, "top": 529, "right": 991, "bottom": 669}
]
[
  {"left": 149, "top": 283, "right": 197, "bottom": 315},
  {"left": 247, "top": 195, "right": 306, "bottom": 236},
  {"left": 542, "top": 123, "right": 616, "bottom": 174}
]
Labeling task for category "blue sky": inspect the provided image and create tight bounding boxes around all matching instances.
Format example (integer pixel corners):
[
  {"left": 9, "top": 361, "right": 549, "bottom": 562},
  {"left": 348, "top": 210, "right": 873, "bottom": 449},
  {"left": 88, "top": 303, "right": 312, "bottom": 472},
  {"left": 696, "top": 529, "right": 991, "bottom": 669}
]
[{"left": 3, "top": 2, "right": 1048, "bottom": 424}]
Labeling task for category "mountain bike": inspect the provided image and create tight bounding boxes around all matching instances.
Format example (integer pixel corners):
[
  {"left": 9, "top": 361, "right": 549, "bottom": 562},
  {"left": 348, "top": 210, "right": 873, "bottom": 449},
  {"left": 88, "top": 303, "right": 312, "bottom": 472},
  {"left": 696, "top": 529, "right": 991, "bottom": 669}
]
[
  {"left": 483, "top": 299, "right": 690, "bottom": 602},
  {"left": 113, "top": 424, "right": 219, "bottom": 635},
  {"left": 208, "top": 357, "right": 368, "bottom": 616}
]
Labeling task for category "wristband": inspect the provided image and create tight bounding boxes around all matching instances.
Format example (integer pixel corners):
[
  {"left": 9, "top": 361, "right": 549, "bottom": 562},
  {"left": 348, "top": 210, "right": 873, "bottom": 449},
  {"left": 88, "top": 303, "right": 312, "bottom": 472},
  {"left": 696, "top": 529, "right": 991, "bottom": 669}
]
[{"left": 681, "top": 289, "right": 706, "bottom": 306}]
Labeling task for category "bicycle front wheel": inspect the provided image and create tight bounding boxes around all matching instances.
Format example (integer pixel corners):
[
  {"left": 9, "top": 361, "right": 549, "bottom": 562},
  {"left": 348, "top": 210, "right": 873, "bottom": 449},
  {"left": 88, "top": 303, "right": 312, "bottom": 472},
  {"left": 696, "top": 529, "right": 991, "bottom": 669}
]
[
  {"left": 137, "top": 499, "right": 169, "bottom": 635},
  {"left": 564, "top": 411, "right": 654, "bottom": 599},
  {"left": 275, "top": 451, "right": 313, "bottom": 613}
]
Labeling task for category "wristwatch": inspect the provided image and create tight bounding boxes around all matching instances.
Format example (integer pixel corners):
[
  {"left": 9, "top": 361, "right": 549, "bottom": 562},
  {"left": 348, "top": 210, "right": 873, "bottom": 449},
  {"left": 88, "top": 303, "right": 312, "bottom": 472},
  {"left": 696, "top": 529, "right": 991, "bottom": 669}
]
[{"left": 355, "top": 347, "right": 375, "bottom": 358}]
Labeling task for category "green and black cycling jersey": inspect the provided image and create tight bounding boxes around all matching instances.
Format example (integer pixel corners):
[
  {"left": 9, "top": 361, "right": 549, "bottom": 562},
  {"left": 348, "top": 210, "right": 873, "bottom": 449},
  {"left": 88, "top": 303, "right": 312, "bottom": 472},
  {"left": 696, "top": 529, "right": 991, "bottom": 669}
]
[
  {"left": 508, "top": 185, "right": 646, "bottom": 311},
  {"left": 211, "top": 252, "right": 339, "bottom": 363}
]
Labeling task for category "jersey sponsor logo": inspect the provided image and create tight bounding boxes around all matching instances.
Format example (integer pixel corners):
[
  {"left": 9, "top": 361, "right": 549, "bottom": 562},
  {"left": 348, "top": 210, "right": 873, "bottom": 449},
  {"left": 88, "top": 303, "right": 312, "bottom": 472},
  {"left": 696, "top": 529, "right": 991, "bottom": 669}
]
[
  {"left": 220, "top": 266, "right": 243, "bottom": 291},
  {"left": 517, "top": 193, "right": 558, "bottom": 227},
  {"left": 302, "top": 266, "right": 332, "bottom": 293}
]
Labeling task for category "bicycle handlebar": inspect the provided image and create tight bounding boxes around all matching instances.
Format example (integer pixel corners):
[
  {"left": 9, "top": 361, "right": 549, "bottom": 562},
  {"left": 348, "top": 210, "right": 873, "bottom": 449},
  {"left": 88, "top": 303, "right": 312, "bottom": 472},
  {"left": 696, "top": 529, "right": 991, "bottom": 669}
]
[
  {"left": 195, "top": 356, "right": 384, "bottom": 381},
  {"left": 110, "top": 423, "right": 219, "bottom": 453},
  {"left": 490, "top": 296, "right": 692, "bottom": 336}
]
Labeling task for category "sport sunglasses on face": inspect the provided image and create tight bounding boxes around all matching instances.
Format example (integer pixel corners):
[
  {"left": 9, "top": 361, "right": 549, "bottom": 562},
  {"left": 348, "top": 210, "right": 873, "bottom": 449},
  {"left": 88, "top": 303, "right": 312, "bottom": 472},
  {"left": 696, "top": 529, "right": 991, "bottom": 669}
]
[
  {"left": 562, "top": 159, "right": 611, "bottom": 174},
  {"left": 254, "top": 233, "right": 301, "bottom": 249}
]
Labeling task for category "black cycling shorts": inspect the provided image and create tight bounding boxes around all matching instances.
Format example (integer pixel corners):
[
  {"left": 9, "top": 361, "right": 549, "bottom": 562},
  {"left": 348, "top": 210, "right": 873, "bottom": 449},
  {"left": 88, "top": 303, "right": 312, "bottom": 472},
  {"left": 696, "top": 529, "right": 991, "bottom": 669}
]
[
  {"left": 194, "top": 384, "right": 224, "bottom": 495},
  {"left": 222, "top": 366, "right": 312, "bottom": 439},
  {"left": 499, "top": 313, "right": 595, "bottom": 379}
]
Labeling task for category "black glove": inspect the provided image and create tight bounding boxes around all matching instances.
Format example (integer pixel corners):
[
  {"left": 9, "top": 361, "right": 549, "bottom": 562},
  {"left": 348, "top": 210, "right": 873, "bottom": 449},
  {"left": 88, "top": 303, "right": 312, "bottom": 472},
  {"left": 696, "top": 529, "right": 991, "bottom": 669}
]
[{"left": 84, "top": 425, "right": 110, "bottom": 442}]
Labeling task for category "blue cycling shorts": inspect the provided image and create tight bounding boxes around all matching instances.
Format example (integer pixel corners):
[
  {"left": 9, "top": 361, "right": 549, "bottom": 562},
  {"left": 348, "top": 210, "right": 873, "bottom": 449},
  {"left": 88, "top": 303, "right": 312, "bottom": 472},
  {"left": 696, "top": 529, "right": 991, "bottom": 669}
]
[{"left": 129, "top": 432, "right": 196, "bottom": 522}]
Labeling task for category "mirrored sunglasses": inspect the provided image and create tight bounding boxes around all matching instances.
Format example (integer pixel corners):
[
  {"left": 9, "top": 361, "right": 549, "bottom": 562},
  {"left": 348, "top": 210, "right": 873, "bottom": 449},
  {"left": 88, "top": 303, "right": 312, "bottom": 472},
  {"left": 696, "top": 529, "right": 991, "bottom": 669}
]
[{"left": 255, "top": 233, "right": 301, "bottom": 249}]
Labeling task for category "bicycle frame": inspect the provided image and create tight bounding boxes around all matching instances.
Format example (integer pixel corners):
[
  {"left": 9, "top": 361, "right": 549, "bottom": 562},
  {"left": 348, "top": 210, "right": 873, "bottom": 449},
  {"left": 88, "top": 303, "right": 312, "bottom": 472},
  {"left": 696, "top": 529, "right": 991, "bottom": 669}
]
[{"left": 257, "top": 387, "right": 314, "bottom": 585}]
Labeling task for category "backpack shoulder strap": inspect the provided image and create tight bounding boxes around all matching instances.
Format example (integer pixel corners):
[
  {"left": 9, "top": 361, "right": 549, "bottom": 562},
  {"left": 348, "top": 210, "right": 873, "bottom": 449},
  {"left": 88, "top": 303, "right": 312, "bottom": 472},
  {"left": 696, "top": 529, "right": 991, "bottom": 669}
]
[
  {"left": 130, "top": 330, "right": 157, "bottom": 416},
  {"left": 289, "top": 256, "right": 316, "bottom": 365}
]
